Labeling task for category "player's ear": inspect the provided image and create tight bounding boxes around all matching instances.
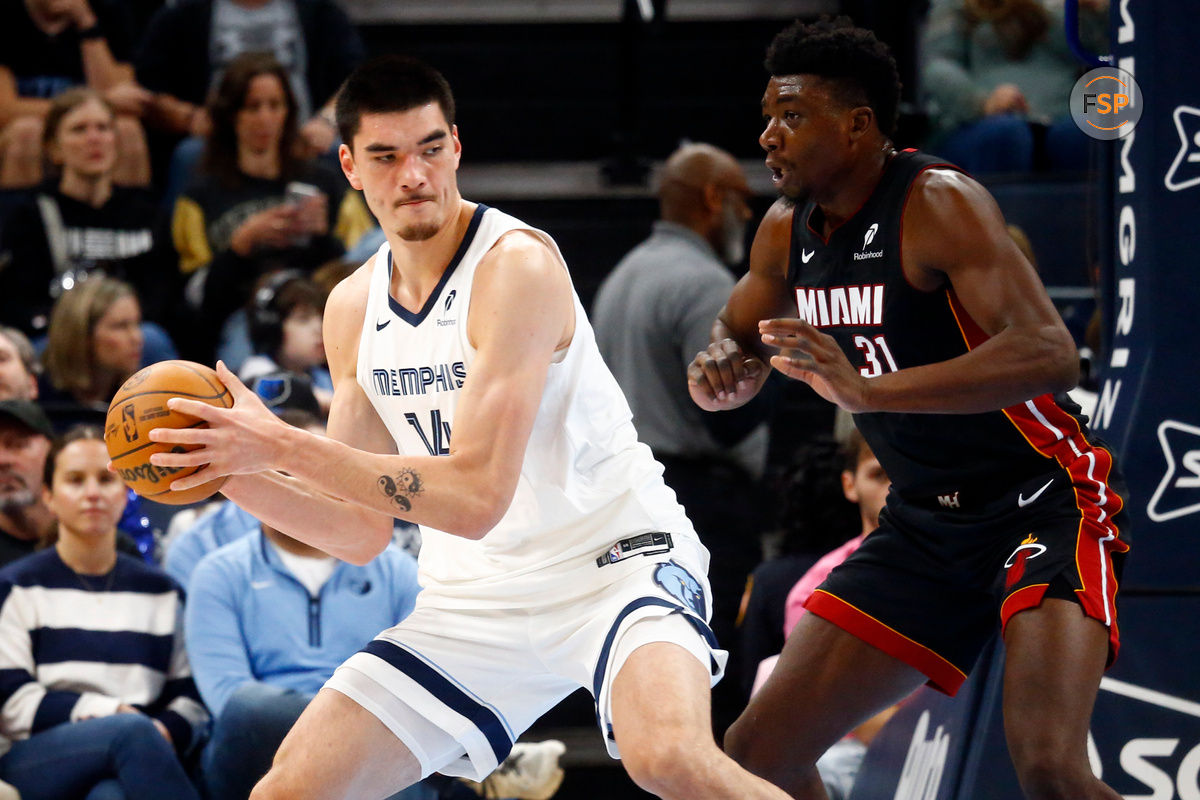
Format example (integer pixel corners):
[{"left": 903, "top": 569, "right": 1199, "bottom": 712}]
[
  {"left": 848, "top": 106, "right": 874, "bottom": 140},
  {"left": 451, "top": 124, "right": 463, "bottom": 165},
  {"left": 339, "top": 143, "right": 362, "bottom": 190}
]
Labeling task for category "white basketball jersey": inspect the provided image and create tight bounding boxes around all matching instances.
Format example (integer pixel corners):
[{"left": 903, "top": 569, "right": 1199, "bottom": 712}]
[{"left": 356, "top": 204, "right": 704, "bottom": 608}]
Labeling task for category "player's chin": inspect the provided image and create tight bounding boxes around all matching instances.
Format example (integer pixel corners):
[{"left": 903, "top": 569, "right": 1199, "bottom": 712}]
[{"left": 776, "top": 180, "right": 809, "bottom": 205}]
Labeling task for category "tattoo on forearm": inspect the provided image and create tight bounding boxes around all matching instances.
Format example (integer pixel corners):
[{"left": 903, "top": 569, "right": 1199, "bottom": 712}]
[{"left": 377, "top": 468, "right": 425, "bottom": 512}]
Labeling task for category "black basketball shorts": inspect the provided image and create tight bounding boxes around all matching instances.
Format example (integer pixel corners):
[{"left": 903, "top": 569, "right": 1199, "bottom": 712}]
[{"left": 807, "top": 463, "right": 1130, "bottom": 696}]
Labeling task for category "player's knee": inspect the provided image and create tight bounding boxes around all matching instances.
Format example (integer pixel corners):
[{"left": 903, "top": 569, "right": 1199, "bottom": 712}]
[{"left": 621, "top": 731, "right": 712, "bottom": 796}]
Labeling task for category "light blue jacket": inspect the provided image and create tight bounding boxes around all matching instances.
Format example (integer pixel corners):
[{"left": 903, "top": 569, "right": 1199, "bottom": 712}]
[
  {"left": 185, "top": 530, "right": 420, "bottom": 718},
  {"left": 164, "top": 501, "right": 259, "bottom": 589}
]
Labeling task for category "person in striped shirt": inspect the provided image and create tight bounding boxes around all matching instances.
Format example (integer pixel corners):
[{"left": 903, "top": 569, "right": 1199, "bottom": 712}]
[{"left": 0, "top": 425, "right": 206, "bottom": 800}]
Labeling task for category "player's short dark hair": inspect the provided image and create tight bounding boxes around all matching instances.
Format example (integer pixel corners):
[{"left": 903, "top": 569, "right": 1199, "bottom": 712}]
[
  {"left": 336, "top": 55, "right": 456, "bottom": 147},
  {"left": 765, "top": 17, "right": 900, "bottom": 137}
]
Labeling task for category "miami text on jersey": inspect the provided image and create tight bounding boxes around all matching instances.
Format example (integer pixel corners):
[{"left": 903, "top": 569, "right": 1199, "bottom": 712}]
[{"left": 794, "top": 284, "right": 885, "bottom": 328}]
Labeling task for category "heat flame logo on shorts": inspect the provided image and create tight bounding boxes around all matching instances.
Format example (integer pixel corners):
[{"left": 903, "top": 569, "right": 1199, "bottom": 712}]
[{"left": 1004, "top": 534, "right": 1048, "bottom": 589}]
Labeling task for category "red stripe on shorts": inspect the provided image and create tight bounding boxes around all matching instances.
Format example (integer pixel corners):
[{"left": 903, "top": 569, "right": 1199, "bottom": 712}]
[{"left": 806, "top": 589, "right": 968, "bottom": 696}]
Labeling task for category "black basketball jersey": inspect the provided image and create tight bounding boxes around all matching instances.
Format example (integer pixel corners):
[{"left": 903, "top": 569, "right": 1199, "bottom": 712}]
[{"left": 787, "top": 149, "right": 1092, "bottom": 499}]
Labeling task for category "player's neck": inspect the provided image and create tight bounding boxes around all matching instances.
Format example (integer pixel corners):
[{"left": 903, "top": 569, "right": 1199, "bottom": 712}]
[
  {"left": 816, "top": 140, "right": 895, "bottom": 232},
  {"left": 386, "top": 199, "right": 476, "bottom": 312}
]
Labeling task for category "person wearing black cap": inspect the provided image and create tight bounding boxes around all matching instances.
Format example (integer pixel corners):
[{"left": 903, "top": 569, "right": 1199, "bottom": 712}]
[{"left": 0, "top": 399, "right": 55, "bottom": 566}]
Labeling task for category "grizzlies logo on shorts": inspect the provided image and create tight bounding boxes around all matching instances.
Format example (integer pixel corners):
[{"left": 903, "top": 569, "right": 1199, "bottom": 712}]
[{"left": 654, "top": 560, "right": 707, "bottom": 617}]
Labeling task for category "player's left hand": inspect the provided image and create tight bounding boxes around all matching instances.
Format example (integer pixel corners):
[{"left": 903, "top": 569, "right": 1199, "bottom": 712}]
[
  {"left": 759, "top": 317, "right": 872, "bottom": 412},
  {"left": 147, "top": 361, "right": 288, "bottom": 490}
]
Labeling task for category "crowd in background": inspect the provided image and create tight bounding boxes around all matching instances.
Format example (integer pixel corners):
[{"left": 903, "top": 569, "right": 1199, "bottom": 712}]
[{"left": 0, "top": 0, "right": 1107, "bottom": 798}]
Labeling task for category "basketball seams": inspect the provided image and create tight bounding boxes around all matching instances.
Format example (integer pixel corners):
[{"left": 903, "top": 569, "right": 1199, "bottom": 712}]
[
  {"left": 109, "top": 387, "right": 232, "bottom": 406},
  {"left": 178, "top": 361, "right": 229, "bottom": 398}
]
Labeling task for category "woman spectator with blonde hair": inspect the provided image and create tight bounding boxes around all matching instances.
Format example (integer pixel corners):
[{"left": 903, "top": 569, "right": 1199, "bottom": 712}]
[
  {"left": 0, "top": 88, "right": 172, "bottom": 337},
  {"left": 39, "top": 277, "right": 144, "bottom": 429}
]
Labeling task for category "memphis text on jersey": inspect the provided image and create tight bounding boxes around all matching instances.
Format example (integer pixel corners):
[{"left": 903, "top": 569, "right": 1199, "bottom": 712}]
[{"left": 371, "top": 362, "right": 466, "bottom": 397}]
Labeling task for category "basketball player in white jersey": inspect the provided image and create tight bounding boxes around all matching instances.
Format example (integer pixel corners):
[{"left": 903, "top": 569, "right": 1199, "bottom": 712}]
[{"left": 148, "top": 56, "right": 791, "bottom": 800}]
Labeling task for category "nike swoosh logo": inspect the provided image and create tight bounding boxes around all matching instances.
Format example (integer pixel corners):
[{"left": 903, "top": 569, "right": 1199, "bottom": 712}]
[
  {"left": 376, "top": 318, "right": 391, "bottom": 331},
  {"left": 801, "top": 249, "right": 815, "bottom": 263},
  {"left": 1017, "top": 479, "right": 1054, "bottom": 508}
]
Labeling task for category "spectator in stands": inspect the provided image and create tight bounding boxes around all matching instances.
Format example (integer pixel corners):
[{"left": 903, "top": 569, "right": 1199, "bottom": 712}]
[
  {"left": 137, "top": 0, "right": 366, "bottom": 206},
  {"left": 0, "top": 425, "right": 206, "bottom": 799},
  {"left": 591, "top": 142, "right": 764, "bottom": 732},
  {"left": 39, "top": 276, "right": 144, "bottom": 429},
  {"left": 0, "top": 0, "right": 152, "bottom": 189},
  {"left": 0, "top": 88, "right": 175, "bottom": 336},
  {"left": 921, "top": 0, "right": 1108, "bottom": 173},
  {"left": 171, "top": 52, "right": 372, "bottom": 360},
  {"left": 234, "top": 270, "right": 331, "bottom": 412},
  {"left": 0, "top": 329, "right": 39, "bottom": 402},
  {"left": 0, "top": 400, "right": 55, "bottom": 567}
]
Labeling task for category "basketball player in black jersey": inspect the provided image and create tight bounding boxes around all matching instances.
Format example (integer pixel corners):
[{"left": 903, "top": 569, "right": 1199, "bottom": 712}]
[{"left": 688, "top": 19, "right": 1128, "bottom": 800}]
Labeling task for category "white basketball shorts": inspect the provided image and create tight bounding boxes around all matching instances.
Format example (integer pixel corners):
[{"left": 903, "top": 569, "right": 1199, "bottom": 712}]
[{"left": 324, "top": 553, "right": 727, "bottom": 781}]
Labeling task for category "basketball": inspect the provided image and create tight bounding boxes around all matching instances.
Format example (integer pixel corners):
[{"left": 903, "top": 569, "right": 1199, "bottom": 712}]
[{"left": 105, "top": 360, "right": 233, "bottom": 505}]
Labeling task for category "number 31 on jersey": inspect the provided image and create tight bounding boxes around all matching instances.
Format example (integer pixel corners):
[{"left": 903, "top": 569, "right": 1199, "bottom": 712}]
[{"left": 854, "top": 334, "right": 898, "bottom": 378}]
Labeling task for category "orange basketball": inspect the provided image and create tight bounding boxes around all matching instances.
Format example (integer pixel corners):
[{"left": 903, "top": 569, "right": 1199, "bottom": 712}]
[{"left": 105, "top": 360, "right": 233, "bottom": 505}]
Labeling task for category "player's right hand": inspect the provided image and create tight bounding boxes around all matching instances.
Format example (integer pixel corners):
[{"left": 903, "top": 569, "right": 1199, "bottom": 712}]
[{"left": 687, "top": 338, "right": 766, "bottom": 411}]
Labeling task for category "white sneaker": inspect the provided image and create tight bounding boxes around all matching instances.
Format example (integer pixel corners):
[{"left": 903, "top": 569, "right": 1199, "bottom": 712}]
[{"left": 465, "top": 739, "right": 567, "bottom": 800}]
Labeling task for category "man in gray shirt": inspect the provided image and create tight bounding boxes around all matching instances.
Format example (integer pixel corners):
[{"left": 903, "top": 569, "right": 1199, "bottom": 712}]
[{"left": 592, "top": 142, "right": 768, "bottom": 733}]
